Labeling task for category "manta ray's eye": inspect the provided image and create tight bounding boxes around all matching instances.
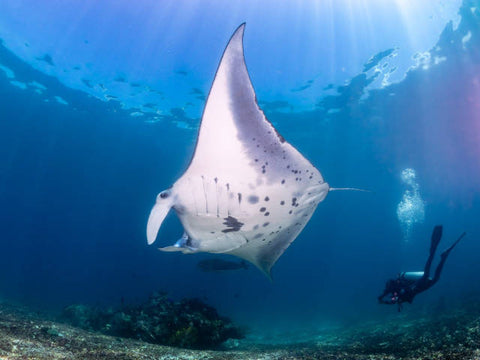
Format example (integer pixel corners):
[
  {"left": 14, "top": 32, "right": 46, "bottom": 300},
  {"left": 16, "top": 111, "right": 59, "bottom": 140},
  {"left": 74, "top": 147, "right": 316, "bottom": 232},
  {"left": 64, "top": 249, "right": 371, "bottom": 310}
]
[{"left": 159, "top": 191, "right": 170, "bottom": 199}]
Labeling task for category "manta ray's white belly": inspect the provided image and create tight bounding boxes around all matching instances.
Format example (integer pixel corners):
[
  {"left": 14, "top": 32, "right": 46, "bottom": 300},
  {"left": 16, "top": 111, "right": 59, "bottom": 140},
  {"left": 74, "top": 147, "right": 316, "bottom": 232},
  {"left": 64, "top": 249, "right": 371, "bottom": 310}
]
[{"left": 172, "top": 175, "right": 328, "bottom": 254}]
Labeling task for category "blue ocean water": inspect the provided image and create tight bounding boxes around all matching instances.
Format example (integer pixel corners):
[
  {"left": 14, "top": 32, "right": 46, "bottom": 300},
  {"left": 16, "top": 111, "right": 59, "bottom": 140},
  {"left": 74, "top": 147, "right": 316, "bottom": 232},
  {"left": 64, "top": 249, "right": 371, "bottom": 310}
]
[{"left": 0, "top": 0, "right": 479, "bottom": 343}]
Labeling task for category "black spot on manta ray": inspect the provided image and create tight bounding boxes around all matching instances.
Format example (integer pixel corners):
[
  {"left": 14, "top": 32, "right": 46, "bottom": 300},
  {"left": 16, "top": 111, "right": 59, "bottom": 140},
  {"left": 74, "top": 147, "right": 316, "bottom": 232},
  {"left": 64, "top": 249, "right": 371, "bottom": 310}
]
[
  {"left": 259, "top": 207, "right": 266, "bottom": 212},
  {"left": 264, "top": 212, "right": 270, "bottom": 216},
  {"left": 263, "top": 222, "right": 269, "bottom": 227},
  {"left": 264, "top": 196, "right": 269, "bottom": 201},
  {"left": 238, "top": 193, "right": 242, "bottom": 204},
  {"left": 280, "top": 201, "right": 285, "bottom": 205},
  {"left": 248, "top": 195, "right": 259, "bottom": 204},
  {"left": 222, "top": 216, "right": 244, "bottom": 233}
]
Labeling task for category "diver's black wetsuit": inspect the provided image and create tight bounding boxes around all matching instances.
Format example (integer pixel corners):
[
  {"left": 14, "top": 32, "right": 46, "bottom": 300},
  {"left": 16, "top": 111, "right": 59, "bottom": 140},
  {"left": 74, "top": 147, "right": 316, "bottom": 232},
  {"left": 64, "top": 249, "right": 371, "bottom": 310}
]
[{"left": 378, "top": 225, "right": 465, "bottom": 311}]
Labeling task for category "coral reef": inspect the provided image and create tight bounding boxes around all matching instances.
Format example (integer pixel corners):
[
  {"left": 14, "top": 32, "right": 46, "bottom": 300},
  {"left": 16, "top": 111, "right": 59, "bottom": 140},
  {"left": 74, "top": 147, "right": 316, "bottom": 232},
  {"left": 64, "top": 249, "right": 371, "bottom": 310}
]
[
  {"left": 60, "top": 292, "right": 245, "bottom": 350},
  {"left": 0, "top": 298, "right": 479, "bottom": 359}
]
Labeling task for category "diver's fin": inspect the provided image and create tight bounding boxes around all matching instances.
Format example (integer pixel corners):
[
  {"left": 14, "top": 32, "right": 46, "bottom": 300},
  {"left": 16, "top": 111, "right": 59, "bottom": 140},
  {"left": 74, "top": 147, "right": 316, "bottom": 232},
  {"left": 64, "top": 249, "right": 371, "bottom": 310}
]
[
  {"left": 147, "top": 189, "right": 174, "bottom": 245},
  {"left": 441, "top": 231, "right": 465, "bottom": 258},
  {"left": 430, "top": 225, "right": 443, "bottom": 254}
]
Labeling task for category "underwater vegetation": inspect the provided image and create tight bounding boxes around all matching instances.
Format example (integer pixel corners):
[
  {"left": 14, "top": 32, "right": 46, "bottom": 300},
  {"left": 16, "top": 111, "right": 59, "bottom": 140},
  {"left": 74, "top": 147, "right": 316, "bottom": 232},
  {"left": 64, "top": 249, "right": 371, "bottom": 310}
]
[{"left": 60, "top": 291, "right": 245, "bottom": 350}]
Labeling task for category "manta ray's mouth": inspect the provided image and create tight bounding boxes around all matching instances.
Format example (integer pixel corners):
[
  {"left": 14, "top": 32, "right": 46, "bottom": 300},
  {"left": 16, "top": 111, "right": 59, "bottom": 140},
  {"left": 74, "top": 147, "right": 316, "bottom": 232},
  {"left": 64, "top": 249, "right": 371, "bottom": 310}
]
[
  {"left": 174, "top": 232, "right": 199, "bottom": 251},
  {"left": 159, "top": 232, "right": 199, "bottom": 254}
]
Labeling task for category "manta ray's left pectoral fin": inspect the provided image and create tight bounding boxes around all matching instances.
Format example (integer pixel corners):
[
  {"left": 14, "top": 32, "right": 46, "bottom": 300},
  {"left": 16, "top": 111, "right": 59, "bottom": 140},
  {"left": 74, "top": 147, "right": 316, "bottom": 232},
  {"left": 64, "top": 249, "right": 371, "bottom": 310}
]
[{"left": 147, "top": 189, "right": 174, "bottom": 245}]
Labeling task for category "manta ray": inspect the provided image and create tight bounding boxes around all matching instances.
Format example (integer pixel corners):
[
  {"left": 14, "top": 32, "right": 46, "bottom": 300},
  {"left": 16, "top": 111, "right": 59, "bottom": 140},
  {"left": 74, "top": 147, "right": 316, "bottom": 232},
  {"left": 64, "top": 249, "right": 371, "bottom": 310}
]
[{"left": 147, "top": 23, "right": 330, "bottom": 277}]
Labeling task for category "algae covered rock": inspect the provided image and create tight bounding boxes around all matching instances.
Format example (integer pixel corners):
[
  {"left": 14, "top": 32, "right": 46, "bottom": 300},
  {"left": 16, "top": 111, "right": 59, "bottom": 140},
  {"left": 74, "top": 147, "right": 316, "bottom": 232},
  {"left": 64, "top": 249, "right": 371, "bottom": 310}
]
[{"left": 60, "top": 291, "right": 245, "bottom": 349}]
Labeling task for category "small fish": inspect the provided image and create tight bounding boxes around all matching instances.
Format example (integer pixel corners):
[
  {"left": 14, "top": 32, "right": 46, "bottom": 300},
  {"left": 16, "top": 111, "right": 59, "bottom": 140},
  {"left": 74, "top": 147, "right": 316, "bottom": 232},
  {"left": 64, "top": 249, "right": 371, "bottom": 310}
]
[{"left": 197, "top": 259, "right": 248, "bottom": 272}]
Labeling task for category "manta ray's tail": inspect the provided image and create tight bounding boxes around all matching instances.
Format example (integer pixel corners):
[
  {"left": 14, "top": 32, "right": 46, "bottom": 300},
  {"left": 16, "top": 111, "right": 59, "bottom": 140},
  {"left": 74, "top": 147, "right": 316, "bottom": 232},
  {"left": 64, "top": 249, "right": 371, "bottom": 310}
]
[{"left": 329, "top": 187, "right": 371, "bottom": 192}]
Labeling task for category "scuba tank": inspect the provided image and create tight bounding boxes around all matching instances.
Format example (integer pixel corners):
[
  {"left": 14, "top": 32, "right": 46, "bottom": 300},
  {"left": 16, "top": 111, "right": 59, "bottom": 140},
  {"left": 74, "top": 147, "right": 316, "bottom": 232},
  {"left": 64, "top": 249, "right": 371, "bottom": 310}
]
[{"left": 399, "top": 271, "right": 424, "bottom": 281}]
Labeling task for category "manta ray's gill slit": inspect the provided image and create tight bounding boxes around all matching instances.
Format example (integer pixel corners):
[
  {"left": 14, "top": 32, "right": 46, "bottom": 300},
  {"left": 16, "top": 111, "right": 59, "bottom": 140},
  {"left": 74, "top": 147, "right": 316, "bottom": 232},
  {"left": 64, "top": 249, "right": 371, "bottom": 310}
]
[
  {"left": 201, "top": 176, "right": 208, "bottom": 214},
  {"left": 215, "top": 179, "right": 220, "bottom": 218},
  {"left": 188, "top": 178, "right": 200, "bottom": 216}
]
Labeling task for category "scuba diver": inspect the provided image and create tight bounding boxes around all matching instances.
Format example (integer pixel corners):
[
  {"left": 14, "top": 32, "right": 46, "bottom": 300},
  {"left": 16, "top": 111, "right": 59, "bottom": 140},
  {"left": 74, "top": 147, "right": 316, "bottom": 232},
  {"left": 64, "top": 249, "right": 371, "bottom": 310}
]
[{"left": 378, "top": 225, "right": 466, "bottom": 311}]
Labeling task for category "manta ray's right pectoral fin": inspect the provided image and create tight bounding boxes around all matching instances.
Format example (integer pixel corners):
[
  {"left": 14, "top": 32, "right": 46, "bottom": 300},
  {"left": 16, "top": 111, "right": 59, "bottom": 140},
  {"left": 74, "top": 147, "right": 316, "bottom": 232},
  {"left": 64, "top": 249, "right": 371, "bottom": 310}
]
[{"left": 147, "top": 189, "right": 174, "bottom": 245}]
